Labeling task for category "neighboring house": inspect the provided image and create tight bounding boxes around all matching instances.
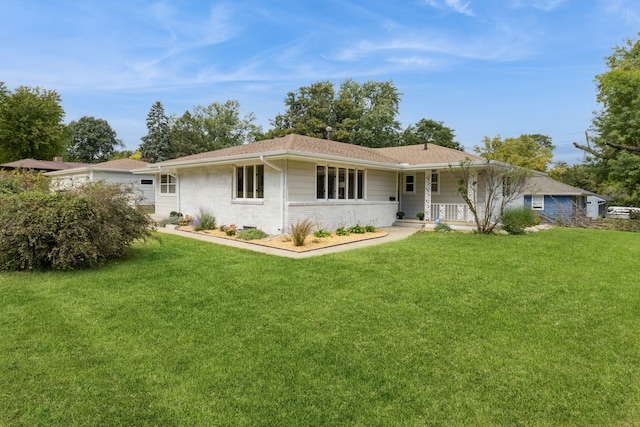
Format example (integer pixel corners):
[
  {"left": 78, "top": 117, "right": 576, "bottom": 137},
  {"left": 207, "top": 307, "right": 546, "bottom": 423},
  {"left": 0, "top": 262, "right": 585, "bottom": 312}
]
[
  {"left": 45, "top": 159, "right": 155, "bottom": 205},
  {"left": 0, "top": 157, "right": 87, "bottom": 172},
  {"left": 134, "top": 134, "right": 495, "bottom": 235},
  {"left": 524, "top": 175, "right": 603, "bottom": 223}
]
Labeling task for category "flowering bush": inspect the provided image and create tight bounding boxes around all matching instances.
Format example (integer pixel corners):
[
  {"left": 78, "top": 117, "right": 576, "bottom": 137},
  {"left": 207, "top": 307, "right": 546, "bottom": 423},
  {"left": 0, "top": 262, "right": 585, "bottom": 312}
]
[
  {"left": 178, "top": 215, "right": 194, "bottom": 227},
  {"left": 223, "top": 224, "right": 237, "bottom": 236}
]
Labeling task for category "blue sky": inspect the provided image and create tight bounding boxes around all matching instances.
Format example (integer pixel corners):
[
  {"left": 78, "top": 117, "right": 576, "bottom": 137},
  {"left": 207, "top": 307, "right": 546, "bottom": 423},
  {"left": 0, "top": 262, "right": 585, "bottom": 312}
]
[{"left": 2, "top": 0, "right": 639, "bottom": 164}]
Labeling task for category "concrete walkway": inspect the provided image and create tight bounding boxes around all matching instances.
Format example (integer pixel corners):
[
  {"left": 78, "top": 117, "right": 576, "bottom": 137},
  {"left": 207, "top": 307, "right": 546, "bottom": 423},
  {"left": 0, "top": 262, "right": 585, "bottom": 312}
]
[{"left": 155, "top": 226, "right": 419, "bottom": 259}]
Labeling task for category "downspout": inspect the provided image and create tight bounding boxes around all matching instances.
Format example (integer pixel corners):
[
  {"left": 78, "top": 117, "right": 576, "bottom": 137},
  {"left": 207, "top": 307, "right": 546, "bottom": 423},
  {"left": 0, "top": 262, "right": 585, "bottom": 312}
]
[{"left": 260, "top": 155, "right": 285, "bottom": 233}]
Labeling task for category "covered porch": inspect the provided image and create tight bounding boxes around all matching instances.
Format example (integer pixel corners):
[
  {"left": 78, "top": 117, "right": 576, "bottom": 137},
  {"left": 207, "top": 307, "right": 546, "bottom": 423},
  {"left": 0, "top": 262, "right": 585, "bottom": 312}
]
[{"left": 397, "top": 168, "right": 479, "bottom": 223}]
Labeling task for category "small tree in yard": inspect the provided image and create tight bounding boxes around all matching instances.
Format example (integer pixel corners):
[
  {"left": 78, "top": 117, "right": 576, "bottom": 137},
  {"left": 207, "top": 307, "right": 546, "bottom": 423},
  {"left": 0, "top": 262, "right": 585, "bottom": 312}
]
[{"left": 451, "top": 159, "right": 531, "bottom": 234}]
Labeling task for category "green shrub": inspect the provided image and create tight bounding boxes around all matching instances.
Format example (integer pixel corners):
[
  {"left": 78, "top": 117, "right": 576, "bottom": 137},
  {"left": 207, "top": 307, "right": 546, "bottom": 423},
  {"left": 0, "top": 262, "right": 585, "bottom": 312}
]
[
  {"left": 434, "top": 222, "right": 453, "bottom": 232},
  {"left": 365, "top": 225, "right": 376, "bottom": 232},
  {"left": 237, "top": 228, "right": 268, "bottom": 240},
  {"left": 313, "top": 229, "right": 331, "bottom": 238},
  {"left": 630, "top": 210, "right": 640, "bottom": 220},
  {"left": 335, "top": 227, "right": 350, "bottom": 236},
  {"left": 0, "top": 169, "right": 50, "bottom": 194},
  {"left": 289, "top": 219, "right": 313, "bottom": 246},
  {"left": 194, "top": 208, "right": 216, "bottom": 231},
  {"left": 0, "top": 182, "right": 154, "bottom": 271},
  {"left": 348, "top": 224, "right": 366, "bottom": 234},
  {"left": 502, "top": 207, "right": 538, "bottom": 234}
]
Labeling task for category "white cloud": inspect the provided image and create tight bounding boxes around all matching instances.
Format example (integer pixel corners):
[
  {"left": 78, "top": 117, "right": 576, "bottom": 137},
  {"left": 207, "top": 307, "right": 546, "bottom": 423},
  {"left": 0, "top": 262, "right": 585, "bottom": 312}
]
[
  {"left": 332, "top": 30, "right": 533, "bottom": 66},
  {"left": 598, "top": 0, "right": 640, "bottom": 24},
  {"left": 423, "top": 0, "right": 474, "bottom": 16},
  {"left": 508, "top": 0, "right": 568, "bottom": 11}
]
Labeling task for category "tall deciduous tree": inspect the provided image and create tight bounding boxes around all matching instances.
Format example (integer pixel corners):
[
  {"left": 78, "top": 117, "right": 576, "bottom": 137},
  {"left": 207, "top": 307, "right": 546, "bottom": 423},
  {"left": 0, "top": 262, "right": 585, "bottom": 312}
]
[
  {"left": 170, "top": 100, "right": 261, "bottom": 158},
  {"left": 402, "top": 119, "right": 463, "bottom": 150},
  {"left": 474, "top": 134, "right": 554, "bottom": 172},
  {"left": 0, "top": 84, "right": 67, "bottom": 163},
  {"left": 140, "top": 101, "right": 172, "bottom": 163},
  {"left": 268, "top": 79, "right": 402, "bottom": 147},
  {"left": 571, "top": 35, "right": 640, "bottom": 206},
  {"left": 194, "top": 100, "right": 261, "bottom": 151},
  {"left": 66, "top": 116, "right": 123, "bottom": 163}
]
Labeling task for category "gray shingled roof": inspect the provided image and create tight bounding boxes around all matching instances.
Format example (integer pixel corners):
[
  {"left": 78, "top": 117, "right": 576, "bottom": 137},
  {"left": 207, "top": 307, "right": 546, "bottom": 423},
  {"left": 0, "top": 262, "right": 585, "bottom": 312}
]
[{"left": 525, "top": 175, "right": 593, "bottom": 196}]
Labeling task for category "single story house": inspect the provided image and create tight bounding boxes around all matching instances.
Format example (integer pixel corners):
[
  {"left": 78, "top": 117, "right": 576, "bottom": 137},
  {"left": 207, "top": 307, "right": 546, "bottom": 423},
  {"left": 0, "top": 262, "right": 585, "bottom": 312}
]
[
  {"left": 0, "top": 157, "right": 87, "bottom": 172},
  {"left": 524, "top": 175, "right": 604, "bottom": 223},
  {"left": 45, "top": 158, "right": 155, "bottom": 206},
  {"left": 134, "top": 134, "right": 503, "bottom": 235}
]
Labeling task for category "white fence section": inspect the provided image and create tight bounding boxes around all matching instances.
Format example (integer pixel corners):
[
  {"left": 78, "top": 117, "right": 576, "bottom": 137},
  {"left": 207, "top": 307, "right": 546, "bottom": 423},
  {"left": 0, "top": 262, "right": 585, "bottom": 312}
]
[{"left": 430, "top": 203, "right": 472, "bottom": 222}]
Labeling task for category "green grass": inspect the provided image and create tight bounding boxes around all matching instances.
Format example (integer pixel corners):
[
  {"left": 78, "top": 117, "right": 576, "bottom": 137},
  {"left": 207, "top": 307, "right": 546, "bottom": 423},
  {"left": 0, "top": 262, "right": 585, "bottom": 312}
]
[{"left": 1, "top": 228, "right": 640, "bottom": 426}]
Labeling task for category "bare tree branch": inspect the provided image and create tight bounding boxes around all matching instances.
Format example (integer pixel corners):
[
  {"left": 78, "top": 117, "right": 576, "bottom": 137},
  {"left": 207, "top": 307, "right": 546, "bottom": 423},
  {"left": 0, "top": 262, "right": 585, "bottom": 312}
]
[{"left": 573, "top": 141, "right": 605, "bottom": 158}]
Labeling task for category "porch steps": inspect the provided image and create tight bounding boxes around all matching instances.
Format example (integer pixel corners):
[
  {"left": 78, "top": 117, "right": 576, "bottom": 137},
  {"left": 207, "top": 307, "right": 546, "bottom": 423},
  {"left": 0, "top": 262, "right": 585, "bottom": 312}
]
[
  {"left": 393, "top": 219, "right": 477, "bottom": 232},
  {"left": 393, "top": 219, "right": 427, "bottom": 229}
]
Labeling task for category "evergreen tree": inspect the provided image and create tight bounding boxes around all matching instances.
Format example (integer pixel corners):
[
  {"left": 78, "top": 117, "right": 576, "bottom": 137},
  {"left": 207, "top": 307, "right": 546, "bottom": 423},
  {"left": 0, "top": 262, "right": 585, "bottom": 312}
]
[{"left": 140, "top": 101, "right": 172, "bottom": 162}]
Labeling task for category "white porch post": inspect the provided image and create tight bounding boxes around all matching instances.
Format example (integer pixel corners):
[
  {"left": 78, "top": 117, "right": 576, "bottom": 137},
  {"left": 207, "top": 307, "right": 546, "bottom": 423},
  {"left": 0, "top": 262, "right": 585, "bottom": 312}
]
[{"left": 424, "top": 171, "right": 432, "bottom": 220}]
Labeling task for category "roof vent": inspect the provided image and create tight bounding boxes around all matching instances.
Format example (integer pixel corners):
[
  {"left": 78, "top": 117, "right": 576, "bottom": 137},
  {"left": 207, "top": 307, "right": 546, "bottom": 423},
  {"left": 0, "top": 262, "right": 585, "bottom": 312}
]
[
  {"left": 53, "top": 156, "right": 64, "bottom": 162},
  {"left": 423, "top": 143, "right": 428, "bottom": 150},
  {"left": 326, "top": 126, "right": 332, "bottom": 141}
]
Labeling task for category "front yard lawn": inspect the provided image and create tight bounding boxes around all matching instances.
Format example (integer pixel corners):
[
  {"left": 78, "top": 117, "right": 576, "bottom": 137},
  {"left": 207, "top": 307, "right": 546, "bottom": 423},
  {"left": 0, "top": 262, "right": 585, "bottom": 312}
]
[{"left": 1, "top": 228, "right": 639, "bottom": 425}]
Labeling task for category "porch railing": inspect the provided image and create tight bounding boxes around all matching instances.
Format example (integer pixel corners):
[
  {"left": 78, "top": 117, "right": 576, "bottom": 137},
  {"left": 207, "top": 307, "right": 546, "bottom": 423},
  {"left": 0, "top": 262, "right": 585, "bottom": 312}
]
[{"left": 430, "top": 203, "right": 472, "bottom": 222}]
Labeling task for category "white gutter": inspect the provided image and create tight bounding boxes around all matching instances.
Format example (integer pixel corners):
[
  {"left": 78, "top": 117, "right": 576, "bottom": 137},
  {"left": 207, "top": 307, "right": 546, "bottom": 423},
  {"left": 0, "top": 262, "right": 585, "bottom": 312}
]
[
  {"left": 260, "top": 155, "right": 285, "bottom": 233},
  {"left": 259, "top": 155, "right": 282, "bottom": 172}
]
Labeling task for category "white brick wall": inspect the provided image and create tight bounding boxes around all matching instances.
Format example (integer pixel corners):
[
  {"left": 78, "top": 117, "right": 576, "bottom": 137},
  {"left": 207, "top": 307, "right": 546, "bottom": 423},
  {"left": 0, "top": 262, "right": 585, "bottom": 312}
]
[
  {"left": 170, "top": 160, "right": 399, "bottom": 235},
  {"left": 286, "top": 201, "right": 397, "bottom": 232}
]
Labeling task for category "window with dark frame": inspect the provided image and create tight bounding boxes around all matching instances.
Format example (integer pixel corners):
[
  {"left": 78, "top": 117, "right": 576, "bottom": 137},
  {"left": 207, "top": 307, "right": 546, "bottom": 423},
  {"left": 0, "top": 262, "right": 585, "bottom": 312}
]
[{"left": 405, "top": 174, "right": 415, "bottom": 193}]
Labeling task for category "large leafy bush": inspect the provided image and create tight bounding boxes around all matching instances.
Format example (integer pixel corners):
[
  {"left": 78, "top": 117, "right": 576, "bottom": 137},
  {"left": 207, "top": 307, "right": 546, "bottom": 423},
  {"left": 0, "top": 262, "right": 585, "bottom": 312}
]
[
  {"left": 502, "top": 207, "right": 539, "bottom": 234},
  {"left": 0, "top": 169, "right": 50, "bottom": 194},
  {"left": 0, "top": 182, "right": 154, "bottom": 271}
]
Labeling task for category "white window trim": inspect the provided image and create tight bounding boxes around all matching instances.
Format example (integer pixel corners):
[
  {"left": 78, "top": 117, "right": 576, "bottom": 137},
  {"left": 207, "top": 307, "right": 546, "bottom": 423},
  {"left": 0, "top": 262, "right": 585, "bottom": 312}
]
[
  {"left": 159, "top": 174, "right": 176, "bottom": 194},
  {"left": 234, "top": 164, "right": 264, "bottom": 200},
  {"left": 532, "top": 195, "right": 544, "bottom": 210},
  {"left": 431, "top": 170, "right": 440, "bottom": 195}
]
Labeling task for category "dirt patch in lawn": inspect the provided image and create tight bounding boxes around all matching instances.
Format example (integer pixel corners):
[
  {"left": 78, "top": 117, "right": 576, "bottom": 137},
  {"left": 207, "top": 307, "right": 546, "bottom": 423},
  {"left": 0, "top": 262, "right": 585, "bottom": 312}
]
[{"left": 176, "top": 226, "right": 388, "bottom": 252}]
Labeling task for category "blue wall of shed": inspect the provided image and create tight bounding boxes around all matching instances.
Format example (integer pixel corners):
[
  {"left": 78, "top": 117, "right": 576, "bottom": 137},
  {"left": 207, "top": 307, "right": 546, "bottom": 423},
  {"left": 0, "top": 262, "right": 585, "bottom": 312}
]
[{"left": 524, "top": 195, "right": 579, "bottom": 224}]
